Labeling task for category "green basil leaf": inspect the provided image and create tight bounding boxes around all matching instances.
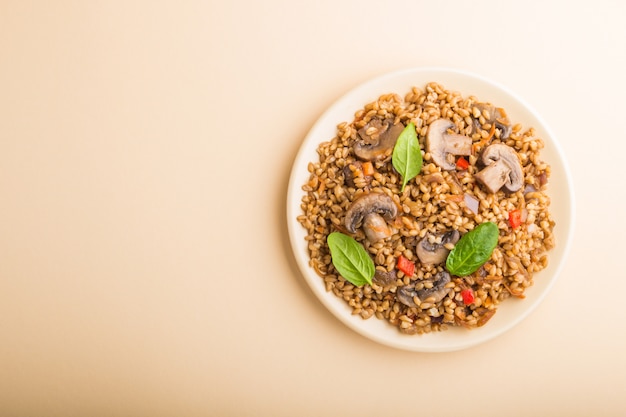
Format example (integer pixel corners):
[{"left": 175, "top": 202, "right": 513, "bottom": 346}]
[
  {"left": 327, "top": 232, "right": 374, "bottom": 286},
  {"left": 446, "top": 222, "right": 499, "bottom": 276},
  {"left": 392, "top": 122, "right": 422, "bottom": 192}
]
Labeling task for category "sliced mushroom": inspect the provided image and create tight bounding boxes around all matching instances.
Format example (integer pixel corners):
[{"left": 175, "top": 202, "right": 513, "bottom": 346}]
[
  {"left": 344, "top": 193, "right": 398, "bottom": 242},
  {"left": 397, "top": 285, "right": 419, "bottom": 308},
  {"left": 342, "top": 161, "right": 369, "bottom": 188},
  {"left": 474, "top": 143, "right": 523, "bottom": 193},
  {"left": 473, "top": 103, "right": 512, "bottom": 139},
  {"left": 397, "top": 271, "right": 451, "bottom": 307},
  {"left": 416, "top": 271, "right": 451, "bottom": 303},
  {"left": 416, "top": 230, "right": 460, "bottom": 264},
  {"left": 426, "top": 119, "right": 472, "bottom": 170},
  {"left": 354, "top": 118, "right": 405, "bottom": 161},
  {"left": 374, "top": 268, "right": 398, "bottom": 286}
]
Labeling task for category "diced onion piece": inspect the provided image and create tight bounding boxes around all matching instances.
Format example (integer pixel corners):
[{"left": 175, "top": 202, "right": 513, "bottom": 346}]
[
  {"left": 464, "top": 193, "right": 480, "bottom": 214},
  {"left": 524, "top": 184, "right": 537, "bottom": 195},
  {"left": 521, "top": 208, "right": 528, "bottom": 223}
]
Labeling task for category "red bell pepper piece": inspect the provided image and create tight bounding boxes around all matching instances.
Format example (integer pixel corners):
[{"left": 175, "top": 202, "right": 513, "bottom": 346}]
[
  {"left": 396, "top": 255, "right": 415, "bottom": 277},
  {"left": 509, "top": 209, "right": 523, "bottom": 229},
  {"left": 461, "top": 288, "right": 475, "bottom": 305},
  {"left": 456, "top": 156, "right": 470, "bottom": 170}
]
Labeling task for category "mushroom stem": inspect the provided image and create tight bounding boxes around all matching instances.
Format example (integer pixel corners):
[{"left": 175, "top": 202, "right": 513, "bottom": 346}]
[
  {"left": 444, "top": 133, "right": 472, "bottom": 156},
  {"left": 363, "top": 213, "right": 392, "bottom": 242},
  {"left": 474, "top": 159, "right": 512, "bottom": 194},
  {"left": 474, "top": 143, "right": 523, "bottom": 194}
]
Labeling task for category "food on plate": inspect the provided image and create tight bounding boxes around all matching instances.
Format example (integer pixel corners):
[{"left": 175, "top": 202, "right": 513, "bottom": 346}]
[{"left": 297, "top": 82, "right": 555, "bottom": 334}]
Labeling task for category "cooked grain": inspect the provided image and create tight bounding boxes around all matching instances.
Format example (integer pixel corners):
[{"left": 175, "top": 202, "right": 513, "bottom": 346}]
[{"left": 298, "top": 82, "right": 555, "bottom": 334}]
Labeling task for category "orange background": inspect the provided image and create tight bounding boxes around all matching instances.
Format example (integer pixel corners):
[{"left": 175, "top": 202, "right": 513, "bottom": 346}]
[{"left": 1, "top": 1, "right": 625, "bottom": 416}]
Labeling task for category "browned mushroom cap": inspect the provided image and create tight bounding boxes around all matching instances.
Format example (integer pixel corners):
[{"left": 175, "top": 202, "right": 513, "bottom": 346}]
[
  {"left": 416, "top": 271, "right": 451, "bottom": 303},
  {"left": 354, "top": 118, "right": 405, "bottom": 161},
  {"left": 416, "top": 230, "right": 460, "bottom": 265},
  {"left": 342, "top": 161, "right": 370, "bottom": 188},
  {"left": 344, "top": 193, "right": 397, "bottom": 242},
  {"left": 374, "top": 268, "right": 398, "bottom": 286},
  {"left": 397, "top": 270, "right": 451, "bottom": 307},
  {"left": 474, "top": 144, "right": 523, "bottom": 193},
  {"left": 397, "top": 284, "right": 419, "bottom": 308},
  {"left": 426, "top": 119, "right": 472, "bottom": 170}
]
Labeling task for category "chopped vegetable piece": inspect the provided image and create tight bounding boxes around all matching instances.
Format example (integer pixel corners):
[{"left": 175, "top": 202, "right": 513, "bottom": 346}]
[
  {"left": 456, "top": 156, "right": 470, "bottom": 170},
  {"left": 461, "top": 288, "right": 475, "bottom": 305},
  {"left": 486, "top": 123, "right": 496, "bottom": 140},
  {"left": 463, "top": 193, "right": 480, "bottom": 214},
  {"left": 508, "top": 209, "right": 523, "bottom": 229},
  {"left": 362, "top": 161, "right": 375, "bottom": 176},
  {"left": 396, "top": 255, "right": 415, "bottom": 277},
  {"left": 474, "top": 144, "right": 524, "bottom": 193},
  {"left": 472, "top": 123, "right": 497, "bottom": 154}
]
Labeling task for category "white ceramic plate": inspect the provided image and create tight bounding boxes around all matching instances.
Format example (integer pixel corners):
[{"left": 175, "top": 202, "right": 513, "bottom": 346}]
[{"left": 286, "top": 67, "right": 574, "bottom": 352}]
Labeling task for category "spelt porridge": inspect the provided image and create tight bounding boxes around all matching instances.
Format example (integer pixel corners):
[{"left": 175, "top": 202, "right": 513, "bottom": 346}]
[{"left": 297, "top": 82, "right": 555, "bottom": 335}]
